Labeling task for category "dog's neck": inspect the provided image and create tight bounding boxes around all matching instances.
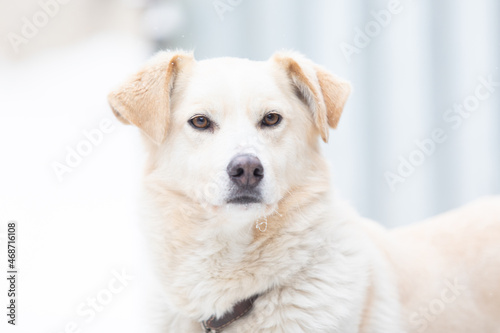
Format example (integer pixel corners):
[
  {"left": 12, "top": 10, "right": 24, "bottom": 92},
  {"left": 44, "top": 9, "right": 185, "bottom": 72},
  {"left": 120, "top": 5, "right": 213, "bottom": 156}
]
[{"left": 139, "top": 160, "right": 368, "bottom": 326}]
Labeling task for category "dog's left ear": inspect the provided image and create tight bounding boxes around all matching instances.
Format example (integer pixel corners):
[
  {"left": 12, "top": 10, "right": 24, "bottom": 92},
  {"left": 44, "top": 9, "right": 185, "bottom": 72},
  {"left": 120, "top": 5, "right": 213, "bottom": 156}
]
[
  {"left": 271, "top": 51, "right": 351, "bottom": 142},
  {"left": 108, "top": 50, "right": 194, "bottom": 145}
]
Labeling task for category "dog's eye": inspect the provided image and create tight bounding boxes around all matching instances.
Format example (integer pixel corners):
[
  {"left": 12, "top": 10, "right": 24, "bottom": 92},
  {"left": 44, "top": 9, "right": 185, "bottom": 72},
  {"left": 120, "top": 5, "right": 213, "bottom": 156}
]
[
  {"left": 189, "top": 115, "right": 211, "bottom": 129},
  {"left": 262, "top": 113, "right": 282, "bottom": 127}
]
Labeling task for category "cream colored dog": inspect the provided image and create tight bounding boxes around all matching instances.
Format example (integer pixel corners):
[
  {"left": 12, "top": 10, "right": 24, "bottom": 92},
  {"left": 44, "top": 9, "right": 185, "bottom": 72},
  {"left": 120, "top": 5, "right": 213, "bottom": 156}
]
[{"left": 108, "top": 50, "right": 500, "bottom": 333}]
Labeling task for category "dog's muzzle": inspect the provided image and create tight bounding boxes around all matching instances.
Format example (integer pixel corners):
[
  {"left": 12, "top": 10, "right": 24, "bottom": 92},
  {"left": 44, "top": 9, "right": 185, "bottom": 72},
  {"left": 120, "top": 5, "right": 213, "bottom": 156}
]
[{"left": 226, "top": 154, "right": 264, "bottom": 204}]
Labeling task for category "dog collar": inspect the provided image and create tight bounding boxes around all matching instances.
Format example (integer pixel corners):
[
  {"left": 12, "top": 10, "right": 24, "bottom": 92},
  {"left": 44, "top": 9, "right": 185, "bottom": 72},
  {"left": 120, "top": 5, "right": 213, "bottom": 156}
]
[{"left": 201, "top": 294, "right": 259, "bottom": 332}]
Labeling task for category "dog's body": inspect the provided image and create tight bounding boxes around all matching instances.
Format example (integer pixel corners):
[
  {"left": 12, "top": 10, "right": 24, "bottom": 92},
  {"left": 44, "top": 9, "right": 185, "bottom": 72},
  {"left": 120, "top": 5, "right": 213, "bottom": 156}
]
[{"left": 108, "top": 51, "right": 500, "bottom": 332}]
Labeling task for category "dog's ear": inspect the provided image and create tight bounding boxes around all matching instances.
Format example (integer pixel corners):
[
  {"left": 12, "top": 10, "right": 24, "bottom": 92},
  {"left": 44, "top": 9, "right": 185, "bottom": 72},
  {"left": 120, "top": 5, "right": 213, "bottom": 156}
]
[
  {"left": 108, "top": 51, "right": 194, "bottom": 145},
  {"left": 271, "top": 51, "right": 351, "bottom": 142}
]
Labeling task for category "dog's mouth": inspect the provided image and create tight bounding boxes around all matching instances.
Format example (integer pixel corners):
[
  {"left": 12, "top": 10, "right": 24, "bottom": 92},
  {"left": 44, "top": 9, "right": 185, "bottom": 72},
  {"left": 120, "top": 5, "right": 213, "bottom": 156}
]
[
  {"left": 227, "top": 195, "right": 262, "bottom": 205},
  {"left": 226, "top": 189, "right": 262, "bottom": 205}
]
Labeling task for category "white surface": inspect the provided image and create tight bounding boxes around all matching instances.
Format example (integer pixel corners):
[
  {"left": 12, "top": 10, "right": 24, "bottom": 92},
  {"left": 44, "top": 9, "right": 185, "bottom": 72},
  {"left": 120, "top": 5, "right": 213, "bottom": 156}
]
[{"left": 0, "top": 33, "right": 155, "bottom": 333}]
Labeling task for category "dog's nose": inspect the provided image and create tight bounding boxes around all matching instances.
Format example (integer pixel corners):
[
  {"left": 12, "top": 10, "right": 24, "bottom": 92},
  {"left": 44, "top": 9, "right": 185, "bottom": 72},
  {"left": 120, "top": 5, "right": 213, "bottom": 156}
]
[{"left": 227, "top": 154, "right": 264, "bottom": 188}]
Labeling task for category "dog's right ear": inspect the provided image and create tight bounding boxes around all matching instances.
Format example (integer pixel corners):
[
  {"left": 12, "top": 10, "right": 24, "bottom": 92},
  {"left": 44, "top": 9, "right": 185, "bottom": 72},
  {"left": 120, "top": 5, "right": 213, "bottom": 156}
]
[
  {"left": 108, "top": 51, "right": 194, "bottom": 145},
  {"left": 271, "top": 51, "right": 351, "bottom": 143}
]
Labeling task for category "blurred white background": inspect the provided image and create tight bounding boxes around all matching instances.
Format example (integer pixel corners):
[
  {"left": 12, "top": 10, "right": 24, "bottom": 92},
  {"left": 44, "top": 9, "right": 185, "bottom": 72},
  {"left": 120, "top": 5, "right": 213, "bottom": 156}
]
[{"left": 0, "top": 0, "right": 498, "bottom": 332}]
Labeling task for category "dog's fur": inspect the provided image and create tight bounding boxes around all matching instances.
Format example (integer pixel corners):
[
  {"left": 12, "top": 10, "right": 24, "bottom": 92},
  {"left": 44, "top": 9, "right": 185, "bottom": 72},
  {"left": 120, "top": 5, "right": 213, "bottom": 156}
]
[{"left": 108, "top": 50, "right": 500, "bottom": 333}]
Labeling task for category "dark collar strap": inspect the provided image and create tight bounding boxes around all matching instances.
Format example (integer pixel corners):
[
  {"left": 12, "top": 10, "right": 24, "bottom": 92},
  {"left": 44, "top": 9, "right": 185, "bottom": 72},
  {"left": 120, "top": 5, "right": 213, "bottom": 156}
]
[{"left": 201, "top": 294, "right": 259, "bottom": 332}]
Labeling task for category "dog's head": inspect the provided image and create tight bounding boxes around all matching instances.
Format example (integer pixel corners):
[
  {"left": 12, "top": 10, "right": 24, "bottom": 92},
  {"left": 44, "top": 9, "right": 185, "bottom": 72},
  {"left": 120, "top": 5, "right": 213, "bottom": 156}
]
[{"left": 108, "top": 51, "right": 350, "bottom": 223}]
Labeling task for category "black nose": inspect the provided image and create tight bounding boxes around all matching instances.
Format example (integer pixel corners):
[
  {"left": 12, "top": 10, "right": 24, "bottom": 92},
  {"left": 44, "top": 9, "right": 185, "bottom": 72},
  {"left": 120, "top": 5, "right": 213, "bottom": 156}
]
[{"left": 227, "top": 154, "right": 264, "bottom": 188}]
